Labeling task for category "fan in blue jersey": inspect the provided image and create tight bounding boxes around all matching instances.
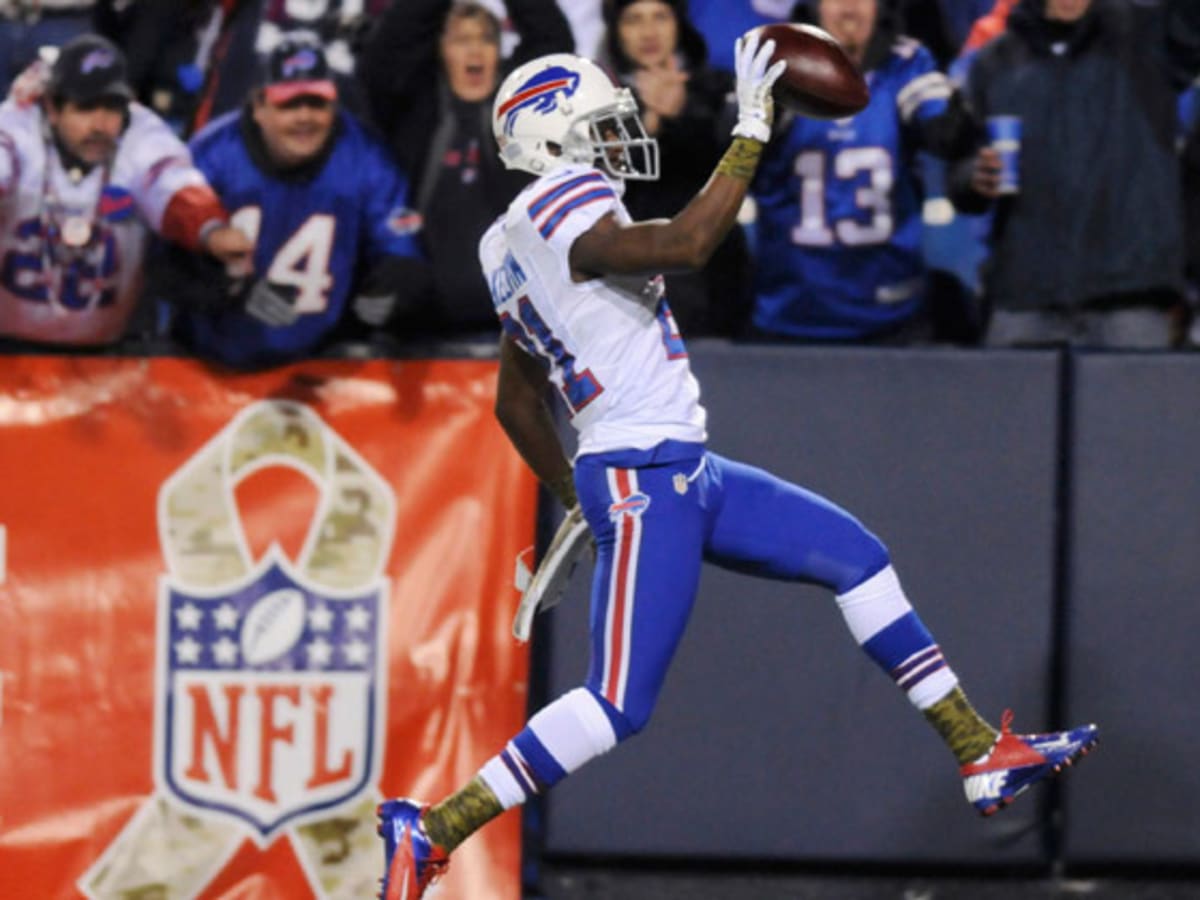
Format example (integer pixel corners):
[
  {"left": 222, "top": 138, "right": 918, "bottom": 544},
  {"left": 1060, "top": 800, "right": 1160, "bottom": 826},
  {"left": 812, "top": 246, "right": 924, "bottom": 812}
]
[
  {"left": 374, "top": 37, "right": 1098, "bottom": 900},
  {"left": 750, "top": 0, "right": 975, "bottom": 342},
  {"left": 158, "top": 36, "right": 431, "bottom": 370}
]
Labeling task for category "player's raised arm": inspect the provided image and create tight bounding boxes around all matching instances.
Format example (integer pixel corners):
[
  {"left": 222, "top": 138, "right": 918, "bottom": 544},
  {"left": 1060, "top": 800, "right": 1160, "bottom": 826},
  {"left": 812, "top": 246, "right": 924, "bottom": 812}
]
[{"left": 569, "top": 33, "right": 784, "bottom": 279}]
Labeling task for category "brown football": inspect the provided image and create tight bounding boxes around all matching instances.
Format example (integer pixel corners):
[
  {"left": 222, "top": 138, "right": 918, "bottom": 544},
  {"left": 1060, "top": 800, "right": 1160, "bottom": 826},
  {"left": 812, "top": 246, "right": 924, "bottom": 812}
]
[{"left": 750, "top": 23, "right": 870, "bottom": 120}]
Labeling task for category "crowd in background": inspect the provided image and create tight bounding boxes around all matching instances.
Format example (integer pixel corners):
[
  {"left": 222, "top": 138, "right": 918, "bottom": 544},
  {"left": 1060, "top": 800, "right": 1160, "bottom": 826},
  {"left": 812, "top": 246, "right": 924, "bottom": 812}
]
[{"left": 0, "top": 0, "right": 1196, "bottom": 369}]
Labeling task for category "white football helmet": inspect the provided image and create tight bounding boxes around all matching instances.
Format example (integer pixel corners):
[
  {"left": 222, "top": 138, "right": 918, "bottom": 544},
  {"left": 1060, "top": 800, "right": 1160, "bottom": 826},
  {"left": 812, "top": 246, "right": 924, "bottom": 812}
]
[{"left": 492, "top": 53, "right": 659, "bottom": 181}]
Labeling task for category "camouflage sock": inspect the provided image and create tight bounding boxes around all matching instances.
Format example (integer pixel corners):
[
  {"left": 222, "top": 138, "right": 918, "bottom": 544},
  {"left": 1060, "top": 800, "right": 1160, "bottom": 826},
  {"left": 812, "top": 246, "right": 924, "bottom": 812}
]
[
  {"left": 923, "top": 686, "right": 999, "bottom": 765},
  {"left": 422, "top": 777, "right": 503, "bottom": 852}
]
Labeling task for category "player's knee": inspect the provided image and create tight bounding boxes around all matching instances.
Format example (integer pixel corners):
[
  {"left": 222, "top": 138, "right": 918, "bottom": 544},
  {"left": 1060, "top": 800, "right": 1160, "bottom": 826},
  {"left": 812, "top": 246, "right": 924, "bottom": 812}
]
[
  {"left": 587, "top": 687, "right": 654, "bottom": 740},
  {"left": 837, "top": 530, "right": 891, "bottom": 594}
]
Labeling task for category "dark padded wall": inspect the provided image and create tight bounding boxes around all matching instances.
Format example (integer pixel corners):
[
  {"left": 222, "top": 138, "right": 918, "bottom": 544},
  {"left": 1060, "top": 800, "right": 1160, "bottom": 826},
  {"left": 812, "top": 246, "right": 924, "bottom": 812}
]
[
  {"left": 537, "top": 345, "right": 1061, "bottom": 864},
  {"left": 1062, "top": 355, "right": 1200, "bottom": 864}
]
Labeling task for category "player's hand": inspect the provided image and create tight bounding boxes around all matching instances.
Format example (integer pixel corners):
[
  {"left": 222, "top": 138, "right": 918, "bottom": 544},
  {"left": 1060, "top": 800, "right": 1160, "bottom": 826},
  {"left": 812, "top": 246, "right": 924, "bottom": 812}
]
[
  {"left": 244, "top": 279, "right": 300, "bottom": 327},
  {"left": 352, "top": 292, "right": 396, "bottom": 327},
  {"left": 732, "top": 31, "right": 786, "bottom": 143},
  {"left": 970, "top": 147, "right": 1004, "bottom": 198}
]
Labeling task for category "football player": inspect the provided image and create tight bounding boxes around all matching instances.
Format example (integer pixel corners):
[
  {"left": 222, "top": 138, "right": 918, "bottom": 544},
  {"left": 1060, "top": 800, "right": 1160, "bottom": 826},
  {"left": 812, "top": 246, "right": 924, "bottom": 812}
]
[{"left": 376, "top": 35, "right": 1098, "bottom": 899}]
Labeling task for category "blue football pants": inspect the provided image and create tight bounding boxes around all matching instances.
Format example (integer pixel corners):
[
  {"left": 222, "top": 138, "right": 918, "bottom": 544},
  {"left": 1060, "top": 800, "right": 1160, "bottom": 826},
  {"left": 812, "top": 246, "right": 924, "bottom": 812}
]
[{"left": 575, "top": 440, "right": 890, "bottom": 738}]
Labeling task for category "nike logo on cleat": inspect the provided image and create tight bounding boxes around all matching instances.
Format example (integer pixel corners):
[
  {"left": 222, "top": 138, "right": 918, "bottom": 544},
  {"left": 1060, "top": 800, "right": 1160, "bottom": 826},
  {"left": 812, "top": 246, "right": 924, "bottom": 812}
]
[{"left": 964, "top": 771, "right": 1008, "bottom": 802}]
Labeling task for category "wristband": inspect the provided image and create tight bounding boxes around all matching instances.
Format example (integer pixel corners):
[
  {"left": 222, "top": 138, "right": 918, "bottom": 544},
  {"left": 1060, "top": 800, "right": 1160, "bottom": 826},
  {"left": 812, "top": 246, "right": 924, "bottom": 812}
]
[{"left": 716, "top": 137, "right": 764, "bottom": 181}]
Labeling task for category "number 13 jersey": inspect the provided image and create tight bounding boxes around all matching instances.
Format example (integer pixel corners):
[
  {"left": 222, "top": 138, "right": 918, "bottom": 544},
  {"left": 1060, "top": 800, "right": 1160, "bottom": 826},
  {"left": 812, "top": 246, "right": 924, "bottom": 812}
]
[{"left": 479, "top": 163, "right": 706, "bottom": 458}]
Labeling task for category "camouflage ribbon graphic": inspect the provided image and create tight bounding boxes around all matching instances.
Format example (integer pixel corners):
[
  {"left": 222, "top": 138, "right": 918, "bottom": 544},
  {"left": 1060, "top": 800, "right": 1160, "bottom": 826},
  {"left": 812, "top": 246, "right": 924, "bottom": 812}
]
[{"left": 81, "top": 401, "right": 395, "bottom": 899}]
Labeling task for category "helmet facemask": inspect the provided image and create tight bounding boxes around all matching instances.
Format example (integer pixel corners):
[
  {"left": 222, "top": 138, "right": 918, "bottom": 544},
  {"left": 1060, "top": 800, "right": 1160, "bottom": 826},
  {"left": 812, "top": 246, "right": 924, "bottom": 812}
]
[{"left": 561, "top": 90, "right": 659, "bottom": 182}]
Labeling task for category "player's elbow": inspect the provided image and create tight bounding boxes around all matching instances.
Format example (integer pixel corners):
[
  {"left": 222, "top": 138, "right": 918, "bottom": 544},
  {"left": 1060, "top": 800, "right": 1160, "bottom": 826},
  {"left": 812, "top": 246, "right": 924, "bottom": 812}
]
[{"left": 661, "top": 229, "right": 714, "bottom": 272}]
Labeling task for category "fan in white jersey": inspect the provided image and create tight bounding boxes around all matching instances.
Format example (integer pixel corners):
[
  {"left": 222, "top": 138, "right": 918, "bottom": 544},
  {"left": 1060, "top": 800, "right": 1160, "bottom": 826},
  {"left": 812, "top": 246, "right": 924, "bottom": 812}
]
[
  {"left": 0, "top": 34, "right": 250, "bottom": 347},
  {"left": 375, "top": 35, "right": 1099, "bottom": 900}
]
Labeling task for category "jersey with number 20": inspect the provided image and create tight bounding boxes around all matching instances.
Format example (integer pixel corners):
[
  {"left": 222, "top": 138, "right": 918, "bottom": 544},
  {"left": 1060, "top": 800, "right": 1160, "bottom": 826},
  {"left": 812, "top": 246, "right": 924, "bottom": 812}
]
[{"left": 479, "top": 163, "right": 706, "bottom": 457}]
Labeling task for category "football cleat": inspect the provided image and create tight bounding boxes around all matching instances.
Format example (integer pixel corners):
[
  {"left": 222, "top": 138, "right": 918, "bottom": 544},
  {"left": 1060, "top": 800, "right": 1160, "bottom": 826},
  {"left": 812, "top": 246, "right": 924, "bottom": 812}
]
[
  {"left": 960, "top": 709, "right": 1099, "bottom": 817},
  {"left": 377, "top": 798, "right": 450, "bottom": 900}
]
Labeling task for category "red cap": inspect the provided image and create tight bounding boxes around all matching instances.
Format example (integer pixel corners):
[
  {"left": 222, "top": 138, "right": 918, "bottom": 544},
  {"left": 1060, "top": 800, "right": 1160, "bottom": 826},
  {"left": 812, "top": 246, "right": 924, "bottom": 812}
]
[{"left": 263, "top": 79, "right": 337, "bottom": 105}]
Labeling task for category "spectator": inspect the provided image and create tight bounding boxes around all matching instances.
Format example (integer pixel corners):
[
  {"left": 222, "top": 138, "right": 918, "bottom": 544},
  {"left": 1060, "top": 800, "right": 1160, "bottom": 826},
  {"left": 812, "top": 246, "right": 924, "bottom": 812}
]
[
  {"left": 687, "top": 0, "right": 790, "bottom": 74},
  {"left": 601, "top": 0, "right": 750, "bottom": 336},
  {"left": 749, "top": 0, "right": 974, "bottom": 343},
  {"left": 0, "top": 33, "right": 250, "bottom": 349},
  {"left": 157, "top": 37, "right": 430, "bottom": 370},
  {"left": 0, "top": 1, "right": 96, "bottom": 97},
  {"left": 360, "top": 0, "right": 573, "bottom": 338},
  {"left": 948, "top": 0, "right": 1200, "bottom": 349},
  {"left": 255, "top": 0, "right": 392, "bottom": 117},
  {"left": 116, "top": 0, "right": 264, "bottom": 138},
  {"left": 890, "top": 0, "right": 959, "bottom": 69}
]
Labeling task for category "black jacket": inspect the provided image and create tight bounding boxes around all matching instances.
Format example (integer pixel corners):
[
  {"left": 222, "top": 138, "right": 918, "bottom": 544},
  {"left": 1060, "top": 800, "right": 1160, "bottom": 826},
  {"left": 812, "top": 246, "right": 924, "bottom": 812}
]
[
  {"left": 119, "top": 0, "right": 263, "bottom": 137},
  {"left": 604, "top": 0, "right": 749, "bottom": 336},
  {"left": 949, "top": 0, "right": 1200, "bottom": 312},
  {"left": 358, "top": 0, "right": 572, "bottom": 333},
  {"left": 360, "top": 0, "right": 573, "bottom": 211}
]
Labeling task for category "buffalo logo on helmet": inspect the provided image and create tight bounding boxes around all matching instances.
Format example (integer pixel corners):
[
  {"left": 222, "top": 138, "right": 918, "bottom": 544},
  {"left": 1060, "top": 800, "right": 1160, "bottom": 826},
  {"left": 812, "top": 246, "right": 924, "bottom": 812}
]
[{"left": 498, "top": 66, "right": 582, "bottom": 137}]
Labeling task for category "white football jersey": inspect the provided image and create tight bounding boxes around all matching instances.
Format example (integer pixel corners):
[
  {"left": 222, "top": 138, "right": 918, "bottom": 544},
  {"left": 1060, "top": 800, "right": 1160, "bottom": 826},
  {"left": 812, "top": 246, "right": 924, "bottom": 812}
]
[
  {"left": 0, "top": 100, "right": 209, "bottom": 345},
  {"left": 479, "top": 163, "right": 707, "bottom": 457}
]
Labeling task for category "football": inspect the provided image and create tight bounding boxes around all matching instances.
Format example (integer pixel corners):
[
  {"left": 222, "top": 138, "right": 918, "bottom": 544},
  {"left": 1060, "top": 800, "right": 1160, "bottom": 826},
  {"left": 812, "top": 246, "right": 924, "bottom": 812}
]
[
  {"left": 750, "top": 23, "right": 870, "bottom": 120},
  {"left": 241, "top": 588, "right": 308, "bottom": 665}
]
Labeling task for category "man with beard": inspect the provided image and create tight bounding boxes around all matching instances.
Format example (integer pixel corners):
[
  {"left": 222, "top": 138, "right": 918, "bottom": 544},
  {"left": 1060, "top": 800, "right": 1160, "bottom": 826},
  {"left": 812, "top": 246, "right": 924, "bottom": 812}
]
[
  {"left": 161, "top": 37, "right": 430, "bottom": 370},
  {"left": 0, "top": 33, "right": 251, "bottom": 348}
]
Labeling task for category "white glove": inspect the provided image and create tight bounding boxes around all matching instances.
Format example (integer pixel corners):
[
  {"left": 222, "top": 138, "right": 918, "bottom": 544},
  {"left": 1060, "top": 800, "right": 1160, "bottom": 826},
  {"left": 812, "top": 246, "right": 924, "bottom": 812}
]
[
  {"left": 245, "top": 279, "right": 299, "bottom": 327},
  {"left": 732, "top": 31, "right": 786, "bottom": 143},
  {"left": 512, "top": 505, "right": 591, "bottom": 643},
  {"left": 353, "top": 292, "right": 396, "bottom": 327}
]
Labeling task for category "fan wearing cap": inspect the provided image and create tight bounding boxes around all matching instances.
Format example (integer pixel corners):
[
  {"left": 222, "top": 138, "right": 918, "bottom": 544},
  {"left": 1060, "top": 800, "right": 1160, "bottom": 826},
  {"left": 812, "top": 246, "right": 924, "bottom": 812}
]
[
  {"left": 0, "top": 34, "right": 251, "bottom": 347},
  {"left": 157, "top": 38, "right": 431, "bottom": 370}
]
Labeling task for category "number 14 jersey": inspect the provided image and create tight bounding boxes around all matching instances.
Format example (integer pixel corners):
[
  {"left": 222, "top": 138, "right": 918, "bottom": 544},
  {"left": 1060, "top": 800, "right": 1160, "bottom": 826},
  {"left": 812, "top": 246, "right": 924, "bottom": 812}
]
[{"left": 479, "top": 164, "right": 707, "bottom": 458}]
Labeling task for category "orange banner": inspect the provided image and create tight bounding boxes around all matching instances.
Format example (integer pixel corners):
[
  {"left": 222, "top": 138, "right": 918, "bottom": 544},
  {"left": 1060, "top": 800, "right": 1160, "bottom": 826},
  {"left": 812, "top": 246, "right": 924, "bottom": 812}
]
[{"left": 0, "top": 356, "right": 537, "bottom": 899}]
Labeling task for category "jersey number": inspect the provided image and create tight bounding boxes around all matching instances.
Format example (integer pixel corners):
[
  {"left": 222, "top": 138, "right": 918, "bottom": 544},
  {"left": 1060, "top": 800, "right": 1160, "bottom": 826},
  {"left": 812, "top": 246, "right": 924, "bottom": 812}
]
[
  {"left": 791, "top": 147, "right": 894, "bottom": 248},
  {"left": 0, "top": 218, "right": 118, "bottom": 309},
  {"left": 232, "top": 207, "right": 335, "bottom": 314},
  {"left": 501, "top": 296, "right": 603, "bottom": 415}
]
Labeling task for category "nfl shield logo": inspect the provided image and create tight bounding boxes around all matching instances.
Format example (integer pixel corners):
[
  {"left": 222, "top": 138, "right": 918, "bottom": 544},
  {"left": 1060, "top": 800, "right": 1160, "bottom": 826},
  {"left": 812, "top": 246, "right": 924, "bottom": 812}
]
[{"left": 156, "top": 549, "right": 387, "bottom": 842}]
